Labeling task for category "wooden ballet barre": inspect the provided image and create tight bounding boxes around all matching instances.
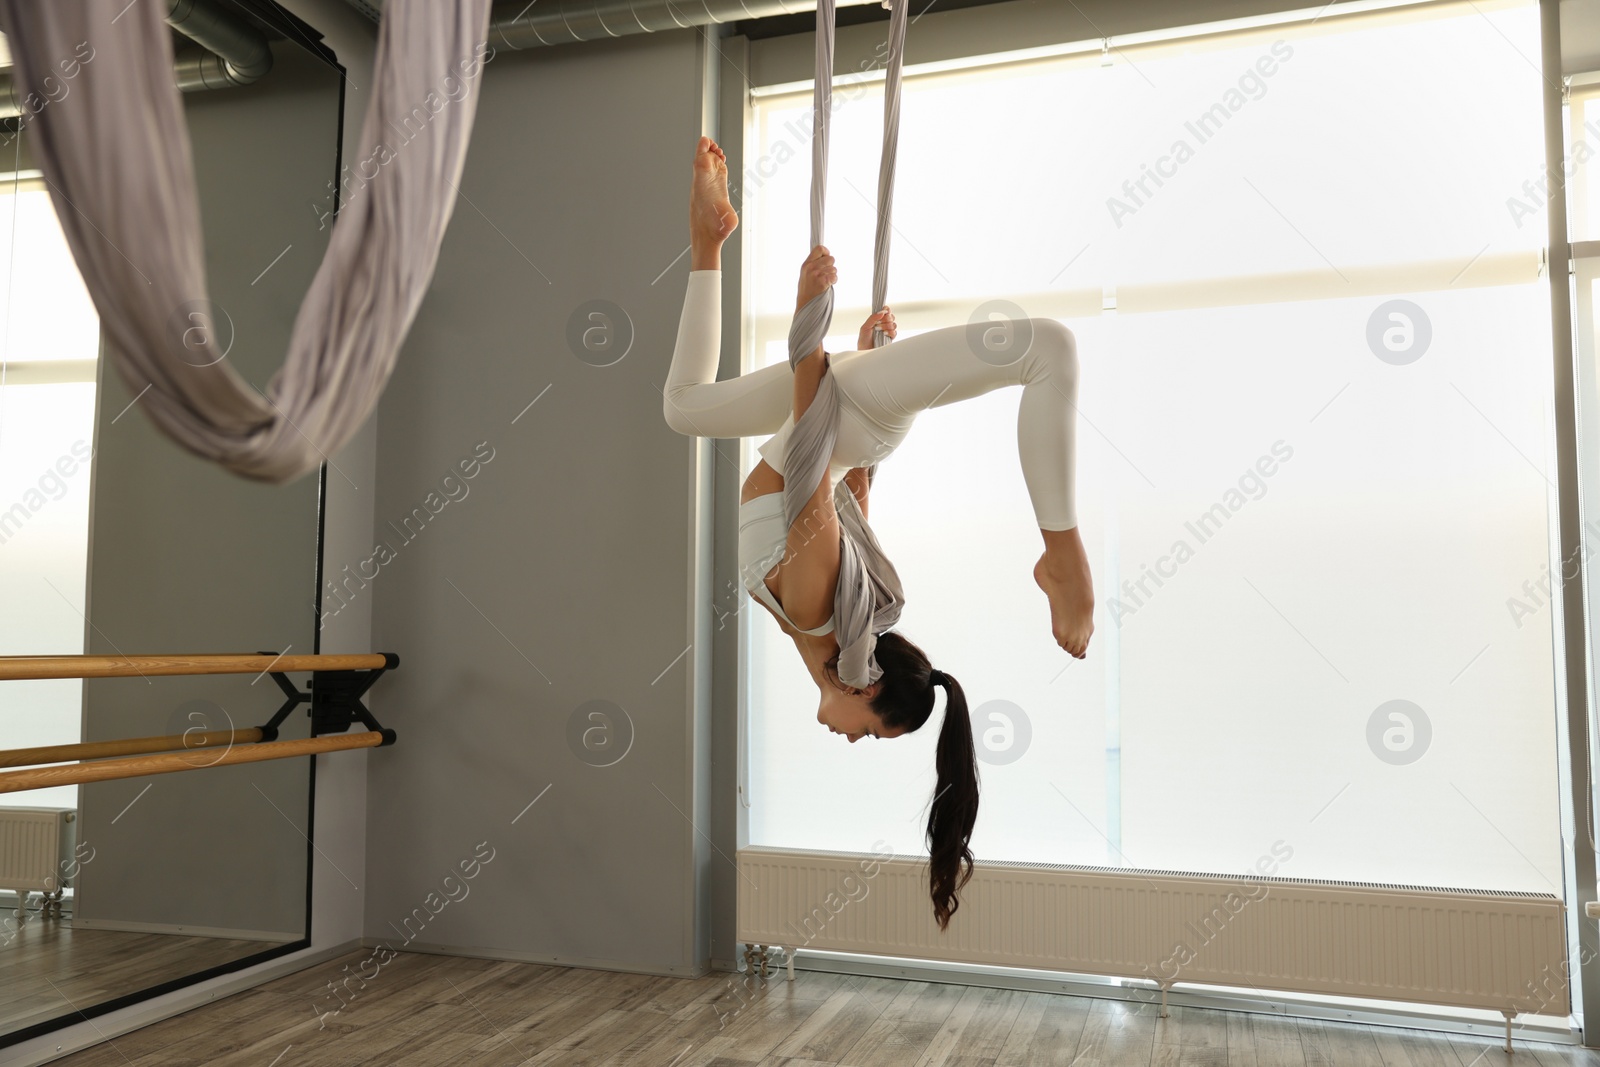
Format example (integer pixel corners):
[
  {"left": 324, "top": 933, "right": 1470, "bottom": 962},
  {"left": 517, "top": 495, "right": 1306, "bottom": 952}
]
[
  {"left": 0, "top": 728, "right": 265, "bottom": 768},
  {"left": 0, "top": 653, "right": 390, "bottom": 681},
  {"left": 0, "top": 651, "right": 399, "bottom": 788},
  {"left": 0, "top": 732, "right": 387, "bottom": 795}
]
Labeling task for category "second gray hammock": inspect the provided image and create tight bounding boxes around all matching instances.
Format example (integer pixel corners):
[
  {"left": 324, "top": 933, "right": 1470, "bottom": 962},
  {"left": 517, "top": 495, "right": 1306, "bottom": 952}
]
[{"left": 0, "top": 0, "right": 493, "bottom": 484}]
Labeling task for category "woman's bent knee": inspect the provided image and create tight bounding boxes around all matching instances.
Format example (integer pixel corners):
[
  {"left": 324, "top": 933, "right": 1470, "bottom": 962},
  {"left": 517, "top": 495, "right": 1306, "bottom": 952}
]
[{"left": 1026, "top": 319, "right": 1077, "bottom": 386}]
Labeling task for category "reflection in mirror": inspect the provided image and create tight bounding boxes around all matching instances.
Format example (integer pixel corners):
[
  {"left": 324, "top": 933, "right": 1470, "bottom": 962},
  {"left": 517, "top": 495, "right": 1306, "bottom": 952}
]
[{"left": 0, "top": 14, "right": 342, "bottom": 1043}]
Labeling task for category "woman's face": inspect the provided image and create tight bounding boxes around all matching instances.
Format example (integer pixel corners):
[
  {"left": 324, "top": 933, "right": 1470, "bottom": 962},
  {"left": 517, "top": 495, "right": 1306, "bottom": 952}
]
[{"left": 816, "top": 681, "right": 907, "bottom": 743}]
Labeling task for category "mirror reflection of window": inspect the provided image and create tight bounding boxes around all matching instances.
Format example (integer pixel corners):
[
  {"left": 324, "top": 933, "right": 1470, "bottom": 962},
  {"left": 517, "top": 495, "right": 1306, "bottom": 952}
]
[{"left": 0, "top": 177, "right": 100, "bottom": 820}]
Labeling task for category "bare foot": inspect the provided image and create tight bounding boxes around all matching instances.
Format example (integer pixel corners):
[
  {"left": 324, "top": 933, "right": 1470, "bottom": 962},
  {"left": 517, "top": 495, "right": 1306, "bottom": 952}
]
[
  {"left": 1034, "top": 528, "right": 1094, "bottom": 658},
  {"left": 691, "top": 136, "right": 738, "bottom": 245}
]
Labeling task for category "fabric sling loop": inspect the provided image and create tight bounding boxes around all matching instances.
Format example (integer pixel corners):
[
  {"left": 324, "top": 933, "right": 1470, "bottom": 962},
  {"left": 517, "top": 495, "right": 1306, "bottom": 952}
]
[
  {"left": 871, "top": 0, "right": 909, "bottom": 350},
  {"left": 782, "top": 0, "right": 911, "bottom": 689}
]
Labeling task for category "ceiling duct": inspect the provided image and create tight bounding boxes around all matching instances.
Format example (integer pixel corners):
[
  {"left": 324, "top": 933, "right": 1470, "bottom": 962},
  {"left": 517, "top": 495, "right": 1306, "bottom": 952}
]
[
  {"left": 0, "top": 0, "right": 273, "bottom": 121},
  {"left": 166, "top": 0, "right": 275, "bottom": 86},
  {"left": 345, "top": 0, "right": 885, "bottom": 47}
]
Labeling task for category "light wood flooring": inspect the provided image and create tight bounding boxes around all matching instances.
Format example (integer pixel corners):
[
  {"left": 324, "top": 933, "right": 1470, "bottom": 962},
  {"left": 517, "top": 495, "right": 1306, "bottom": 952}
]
[
  {"left": 40, "top": 947, "right": 1600, "bottom": 1066},
  {"left": 1, "top": 916, "right": 280, "bottom": 1037}
]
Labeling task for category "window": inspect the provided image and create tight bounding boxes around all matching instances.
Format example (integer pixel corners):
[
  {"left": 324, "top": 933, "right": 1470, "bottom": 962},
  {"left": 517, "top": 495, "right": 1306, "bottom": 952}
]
[
  {"left": 0, "top": 178, "right": 101, "bottom": 812},
  {"left": 1568, "top": 82, "right": 1600, "bottom": 243},
  {"left": 742, "top": 0, "right": 1562, "bottom": 895}
]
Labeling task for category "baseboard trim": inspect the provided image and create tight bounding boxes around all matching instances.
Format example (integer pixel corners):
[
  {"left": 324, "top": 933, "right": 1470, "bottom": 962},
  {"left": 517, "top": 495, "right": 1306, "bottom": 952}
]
[
  {"left": 71, "top": 918, "right": 298, "bottom": 943},
  {"left": 366, "top": 937, "right": 707, "bottom": 979}
]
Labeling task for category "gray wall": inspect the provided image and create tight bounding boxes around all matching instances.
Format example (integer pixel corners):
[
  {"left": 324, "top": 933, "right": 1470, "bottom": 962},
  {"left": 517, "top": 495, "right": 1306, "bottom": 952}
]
[
  {"left": 76, "top": 45, "right": 342, "bottom": 937},
  {"left": 710, "top": 35, "right": 749, "bottom": 971},
  {"left": 276, "top": 0, "right": 381, "bottom": 956},
  {"left": 362, "top": 28, "right": 718, "bottom": 974}
]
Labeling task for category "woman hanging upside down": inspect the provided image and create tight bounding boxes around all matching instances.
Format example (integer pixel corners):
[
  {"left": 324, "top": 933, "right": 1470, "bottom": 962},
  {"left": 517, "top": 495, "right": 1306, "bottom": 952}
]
[{"left": 663, "top": 137, "right": 1094, "bottom": 929}]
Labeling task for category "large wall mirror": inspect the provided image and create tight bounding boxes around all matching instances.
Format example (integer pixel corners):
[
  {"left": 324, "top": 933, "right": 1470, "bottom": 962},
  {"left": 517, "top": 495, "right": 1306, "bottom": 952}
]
[{"left": 0, "top": 4, "right": 344, "bottom": 1045}]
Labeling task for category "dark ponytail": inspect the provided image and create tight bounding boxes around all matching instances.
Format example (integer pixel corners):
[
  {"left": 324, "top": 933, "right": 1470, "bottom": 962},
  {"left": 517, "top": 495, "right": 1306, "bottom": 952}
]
[
  {"left": 866, "top": 632, "right": 981, "bottom": 931},
  {"left": 926, "top": 671, "right": 978, "bottom": 929}
]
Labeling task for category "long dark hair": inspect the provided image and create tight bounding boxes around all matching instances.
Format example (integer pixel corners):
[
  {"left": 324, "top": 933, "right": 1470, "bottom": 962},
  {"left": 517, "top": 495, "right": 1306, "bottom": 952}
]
[{"left": 861, "top": 631, "right": 979, "bottom": 930}]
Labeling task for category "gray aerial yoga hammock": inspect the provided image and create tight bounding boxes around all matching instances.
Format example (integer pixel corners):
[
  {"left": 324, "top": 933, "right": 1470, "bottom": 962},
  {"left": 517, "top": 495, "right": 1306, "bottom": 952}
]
[
  {"left": 0, "top": 0, "right": 493, "bottom": 484},
  {"left": 784, "top": 0, "right": 910, "bottom": 690}
]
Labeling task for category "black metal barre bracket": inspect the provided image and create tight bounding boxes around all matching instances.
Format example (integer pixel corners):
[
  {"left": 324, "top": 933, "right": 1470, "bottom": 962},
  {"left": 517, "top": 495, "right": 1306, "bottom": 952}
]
[{"left": 256, "top": 652, "right": 399, "bottom": 746}]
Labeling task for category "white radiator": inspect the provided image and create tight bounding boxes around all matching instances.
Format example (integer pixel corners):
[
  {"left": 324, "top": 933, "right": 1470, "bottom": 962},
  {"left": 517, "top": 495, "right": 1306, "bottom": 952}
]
[
  {"left": 0, "top": 806, "right": 77, "bottom": 898},
  {"left": 737, "top": 846, "right": 1570, "bottom": 1016}
]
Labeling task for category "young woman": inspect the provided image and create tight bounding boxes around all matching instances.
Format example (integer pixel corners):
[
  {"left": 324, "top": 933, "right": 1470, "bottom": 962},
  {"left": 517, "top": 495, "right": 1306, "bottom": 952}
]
[{"left": 664, "top": 137, "right": 1093, "bottom": 929}]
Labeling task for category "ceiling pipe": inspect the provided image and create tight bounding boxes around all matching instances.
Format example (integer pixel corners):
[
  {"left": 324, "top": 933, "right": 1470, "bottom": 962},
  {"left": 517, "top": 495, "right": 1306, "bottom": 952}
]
[
  {"left": 171, "top": 48, "right": 268, "bottom": 93},
  {"left": 166, "top": 0, "right": 274, "bottom": 84},
  {"left": 346, "top": 0, "right": 885, "bottom": 47},
  {"left": 492, "top": 0, "right": 884, "bottom": 47},
  {"left": 0, "top": 0, "right": 273, "bottom": 121}
]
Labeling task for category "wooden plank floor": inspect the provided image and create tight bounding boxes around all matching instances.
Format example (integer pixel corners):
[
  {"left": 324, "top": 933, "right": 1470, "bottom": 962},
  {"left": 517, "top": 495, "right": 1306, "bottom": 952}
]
[
  {"left": 0, "top": 917, "right": 281, "bottom": 1037},
  {"left": 41, "top": 949, "right": 1600, "bottom": 1067}
]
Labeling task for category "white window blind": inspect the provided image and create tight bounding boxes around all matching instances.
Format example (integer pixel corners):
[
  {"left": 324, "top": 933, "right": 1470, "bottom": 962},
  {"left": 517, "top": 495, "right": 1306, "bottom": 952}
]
[{"left": 742, "top": 0, "right": 1563, "bottom": 895}]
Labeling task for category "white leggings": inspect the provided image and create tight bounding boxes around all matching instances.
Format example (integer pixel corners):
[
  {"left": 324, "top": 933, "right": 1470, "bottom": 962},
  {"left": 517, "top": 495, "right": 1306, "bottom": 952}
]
[{"left": 663, "top": 270, "right": 1080, "bottom": 531}]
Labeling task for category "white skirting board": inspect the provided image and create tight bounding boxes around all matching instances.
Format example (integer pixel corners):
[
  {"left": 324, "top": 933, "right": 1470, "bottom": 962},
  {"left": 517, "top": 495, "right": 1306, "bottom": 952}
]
[{"left": 69, "top": 918, "right": 300, "bottom": 943}]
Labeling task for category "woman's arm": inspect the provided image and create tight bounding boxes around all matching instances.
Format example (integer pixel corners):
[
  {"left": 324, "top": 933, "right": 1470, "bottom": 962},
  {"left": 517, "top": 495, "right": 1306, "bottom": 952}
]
[
  {"left": 844, "top": 467, "right": 870, "bottom": 519},
  {"left": 775, "top": 469, "right": 841, "bottom": 630},
  {"left": 840, "top": 305, "right": 893, "bottom": 520},
  {"left": 770, "top": 246, "right": 843, "bottom": 630},
  {"left": 855, "top": 305, "right": 897, "bottom": 353},
  {"left": 791, "top": 246, "right": 836, "bottom": 416},
  {"left": 792, "top": 349, "right": 830, "bottom": 421},
  {"left": 828, "top": 307, "right": 895, "bottom": 519}
]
